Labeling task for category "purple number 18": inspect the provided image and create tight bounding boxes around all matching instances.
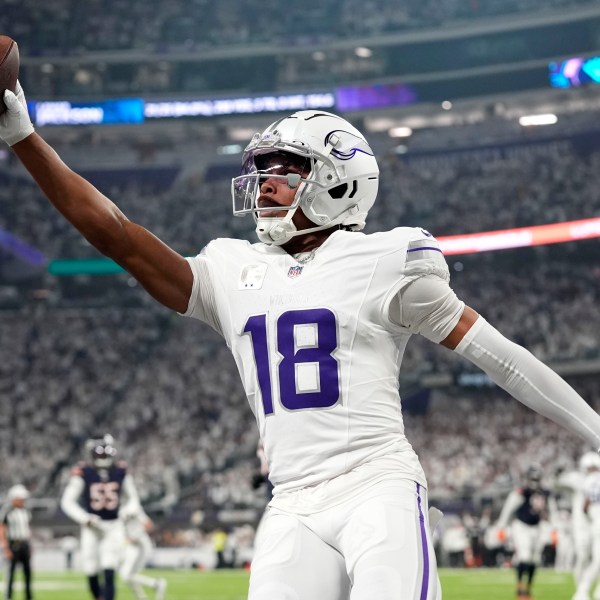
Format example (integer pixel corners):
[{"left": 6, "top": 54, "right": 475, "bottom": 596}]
[{"left": 244, "top": 308, "right": 340, "bottom": 415}]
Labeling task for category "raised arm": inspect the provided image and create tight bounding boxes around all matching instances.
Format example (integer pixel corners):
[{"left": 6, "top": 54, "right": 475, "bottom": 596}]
[{"left": 1, "top": 86, "right": 192, "bottom": 313}]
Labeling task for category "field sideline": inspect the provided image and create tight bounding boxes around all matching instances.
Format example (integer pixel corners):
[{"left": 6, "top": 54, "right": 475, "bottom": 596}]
[{"left": 7, "top": 567, "right": 576, "bottom": 599}]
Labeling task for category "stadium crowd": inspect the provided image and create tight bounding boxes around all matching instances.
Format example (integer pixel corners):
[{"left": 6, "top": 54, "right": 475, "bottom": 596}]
[
  {"left": 3, "top": 124, "right": 600, "bottom": 258},
  {"left": 2, "top": 0, "right": 593, "bottom": 58}
]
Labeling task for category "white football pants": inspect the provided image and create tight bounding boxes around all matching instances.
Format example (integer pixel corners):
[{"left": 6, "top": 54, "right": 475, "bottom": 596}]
[
  {"left": 120, "top": 534, "right": 160, "bottom": 600},
  {"left": 249, "top": 478, "right": 441, "bottom": 600},
  {"left": 511, "top": 520, "right": 544, "bottom": 565},
  {"left": 80, "top": 520, "right": 124, "bottom": 575}
]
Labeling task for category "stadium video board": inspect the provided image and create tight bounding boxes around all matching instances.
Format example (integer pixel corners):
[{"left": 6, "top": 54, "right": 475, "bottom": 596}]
[{"left": 549, "top": 56, "right": 600, "bottom": 88}]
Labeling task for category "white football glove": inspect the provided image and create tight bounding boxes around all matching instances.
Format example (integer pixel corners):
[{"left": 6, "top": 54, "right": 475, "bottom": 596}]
[
  {"left": 118, "top": 505, "right": 137, "bottom": 520},
  {"left": 0, "top": 80, "right": 35, "bottom": 146},
  {"left": 85, "top": 514, "right": 104, "bottom": 530}
]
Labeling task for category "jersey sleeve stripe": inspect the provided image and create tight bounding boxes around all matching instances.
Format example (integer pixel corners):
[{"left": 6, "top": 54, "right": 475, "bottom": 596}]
[{"left": 407, "top": 246, "right": 443, "bottom": 253}]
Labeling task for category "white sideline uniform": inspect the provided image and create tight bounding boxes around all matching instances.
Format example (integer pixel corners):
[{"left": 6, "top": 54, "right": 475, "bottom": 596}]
[
  {"left": 559, "top": 470, "right": 592, "bottom": 583},
  {"left": 184, "top": 227, "right": 462, "bottom": 599},
  {"left": 573, "top": 472, "right": 600, "bottom": 600}
]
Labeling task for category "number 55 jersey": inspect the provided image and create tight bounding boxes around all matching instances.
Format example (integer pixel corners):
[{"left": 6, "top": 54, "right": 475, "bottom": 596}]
[
  {"left": 61, "top": 461, "right": 141, "bottom": 525},
  {"left": 80, "top": 463, "right": 127, "bottom": 520},
  {"left": 184, "top": 227, "right": 464, "bottom": 500}
]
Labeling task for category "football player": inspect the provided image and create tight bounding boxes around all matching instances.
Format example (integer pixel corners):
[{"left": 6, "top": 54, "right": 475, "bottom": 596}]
[
  {"left": 119, "top": 506, "right": 167, "bottom": 600},
  {"left": 4, "top": 82, "right": 600, "bottom": 600},
  {"left": 497, "top": 464, "right": 552, "bottom": 599},
  {"left": 60, "top": 434, "right": 142, "bottom": 600},
  {"left": 571, "top": 455, "right": 600, "bottom": 600},
  {"left": 558, "top": 452, "right": 600, "bottom": 586}
]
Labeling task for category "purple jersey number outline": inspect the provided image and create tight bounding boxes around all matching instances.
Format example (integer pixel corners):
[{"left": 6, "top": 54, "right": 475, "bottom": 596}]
[{"left": 244, "top": 308, "right": 340, "bottom": 414}]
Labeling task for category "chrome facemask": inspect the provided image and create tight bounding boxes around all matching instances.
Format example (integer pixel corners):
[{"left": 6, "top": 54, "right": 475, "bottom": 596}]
[
  {"left": 232, "top": 148, "right": 312, "bottom": 215},
  {"left": 230, "top": 128, "right": 350, "bottom": 244}
]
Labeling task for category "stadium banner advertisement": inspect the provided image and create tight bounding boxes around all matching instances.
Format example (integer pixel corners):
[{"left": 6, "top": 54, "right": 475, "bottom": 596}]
[
  {"left": 28, "top": 82, "right": 425, "bottom": 126},
  {"left": 335, "top": 83, "right": 418, "bottom": 111},
  {"left": 27, "top": 92, "right": 336, "bottom": 126},
  {"left": 28, "top": 98, "right": 145, "bottom": 126},
  {"left": 144, "top": 92, "right": 335, "bottom": 119}
]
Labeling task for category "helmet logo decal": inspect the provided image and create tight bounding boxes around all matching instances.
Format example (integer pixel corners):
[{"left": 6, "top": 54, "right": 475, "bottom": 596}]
[{"left": 325, "top": 130, "right": 375, "bottom": 161}]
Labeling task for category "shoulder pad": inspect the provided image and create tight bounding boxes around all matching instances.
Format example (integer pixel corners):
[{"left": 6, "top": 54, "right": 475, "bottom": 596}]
[
  {"left": 116, "top": 460, "right": 128, "bottom": 470},
  {"left": 204, "top": 237, "right": 249, "bottom": 254},
  {"left": 404, "top": 228, "right": 449, "bottom": 281}
]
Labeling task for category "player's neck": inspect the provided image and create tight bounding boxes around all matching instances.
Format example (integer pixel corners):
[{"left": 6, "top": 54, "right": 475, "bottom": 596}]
[{"left": 282, "top": 226, "right": 339, "bottom": 255}]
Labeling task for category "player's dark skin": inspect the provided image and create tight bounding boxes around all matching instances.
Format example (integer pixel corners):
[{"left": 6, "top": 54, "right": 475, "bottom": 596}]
[{"left": 10, "top": 132, "right": 478, "bottom": 348}]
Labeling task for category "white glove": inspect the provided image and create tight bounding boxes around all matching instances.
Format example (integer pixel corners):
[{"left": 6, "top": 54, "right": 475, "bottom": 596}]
[
  {"left": 119, "top": 505, "right": 137, "bottom": 520},
  {"left": 85, "top": 514, "right": 104, "bottom": 530},
  {"left": 0, "top": 80, "right": 35, "bottom": 146}
]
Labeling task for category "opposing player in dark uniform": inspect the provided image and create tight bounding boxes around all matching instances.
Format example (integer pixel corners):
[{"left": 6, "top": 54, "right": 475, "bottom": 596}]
[
  {"left": 497, "top": 464, "right": 552, "bottom": 599},
  {"left": 60, "top": 434, "right": 141, "bottom": 600}
]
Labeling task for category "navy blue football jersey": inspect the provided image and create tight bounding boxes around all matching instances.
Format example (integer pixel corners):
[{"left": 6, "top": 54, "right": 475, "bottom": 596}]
[
  {"left": 72, "top": 461, "right": 127, "bottom": 520},
  {"left": 515, "top": 486, "right": 550, "bottom": 525}
]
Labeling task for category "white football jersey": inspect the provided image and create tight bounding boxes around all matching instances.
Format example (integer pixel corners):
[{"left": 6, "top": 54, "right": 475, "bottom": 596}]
[
  {"left": 557, "top": 470, "right": 588, "bottom": 529},
  {"left": 585, "top": 471, "right": 600, "bottom": 524},
  {"left": 184, "top": 227, "right": 454, "bottom": 496}
]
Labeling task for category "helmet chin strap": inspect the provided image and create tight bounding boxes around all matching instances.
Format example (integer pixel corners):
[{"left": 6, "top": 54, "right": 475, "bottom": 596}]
[
  {"left": 256, "top": 209, "right": 298, "bottom": 245},
  {"left": 254, "top": 176, "right": 340, "bottom": 246},
  {"left": 256, "top": 212, "right": 340, "bottom": 246}
]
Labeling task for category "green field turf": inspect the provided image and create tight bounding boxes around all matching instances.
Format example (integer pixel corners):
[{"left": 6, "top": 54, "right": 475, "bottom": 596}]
[{"left": 8, "top": 567, "right": 576, "bottom": 599}]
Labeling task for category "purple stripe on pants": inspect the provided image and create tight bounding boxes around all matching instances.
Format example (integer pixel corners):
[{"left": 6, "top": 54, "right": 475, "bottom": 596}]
[{"left": 416, "top": 483, "right": 430, "bottom": 600}]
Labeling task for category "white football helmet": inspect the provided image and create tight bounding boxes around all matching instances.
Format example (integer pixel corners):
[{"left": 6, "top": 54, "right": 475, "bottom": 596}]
[
  {"left": 231, "top": 110, "right": 379, "bottom": 245},
  {"left": 579, "top": 451, "right": 600, "bottom": 472},
  {"left": 85, "top": 433, "right": 117, "bottom": 469},
  {"left": 525, "top": 463, "right": 544, "bottom": 487}
]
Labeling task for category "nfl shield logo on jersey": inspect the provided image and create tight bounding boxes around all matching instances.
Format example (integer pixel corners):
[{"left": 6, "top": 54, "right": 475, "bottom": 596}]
[{"left": 287, "top": 265, "right": 303, "bottom": 278}]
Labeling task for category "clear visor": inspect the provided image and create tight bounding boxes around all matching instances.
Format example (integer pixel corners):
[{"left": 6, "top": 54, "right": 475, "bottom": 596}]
[{"left": 232, "top": 150, "right": 312, "bottom": 216}]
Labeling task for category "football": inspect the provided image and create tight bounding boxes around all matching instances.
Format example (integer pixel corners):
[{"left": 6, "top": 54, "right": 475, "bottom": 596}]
[{"left": 0, "top": 35, "right": 19, "bottom": 115}]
